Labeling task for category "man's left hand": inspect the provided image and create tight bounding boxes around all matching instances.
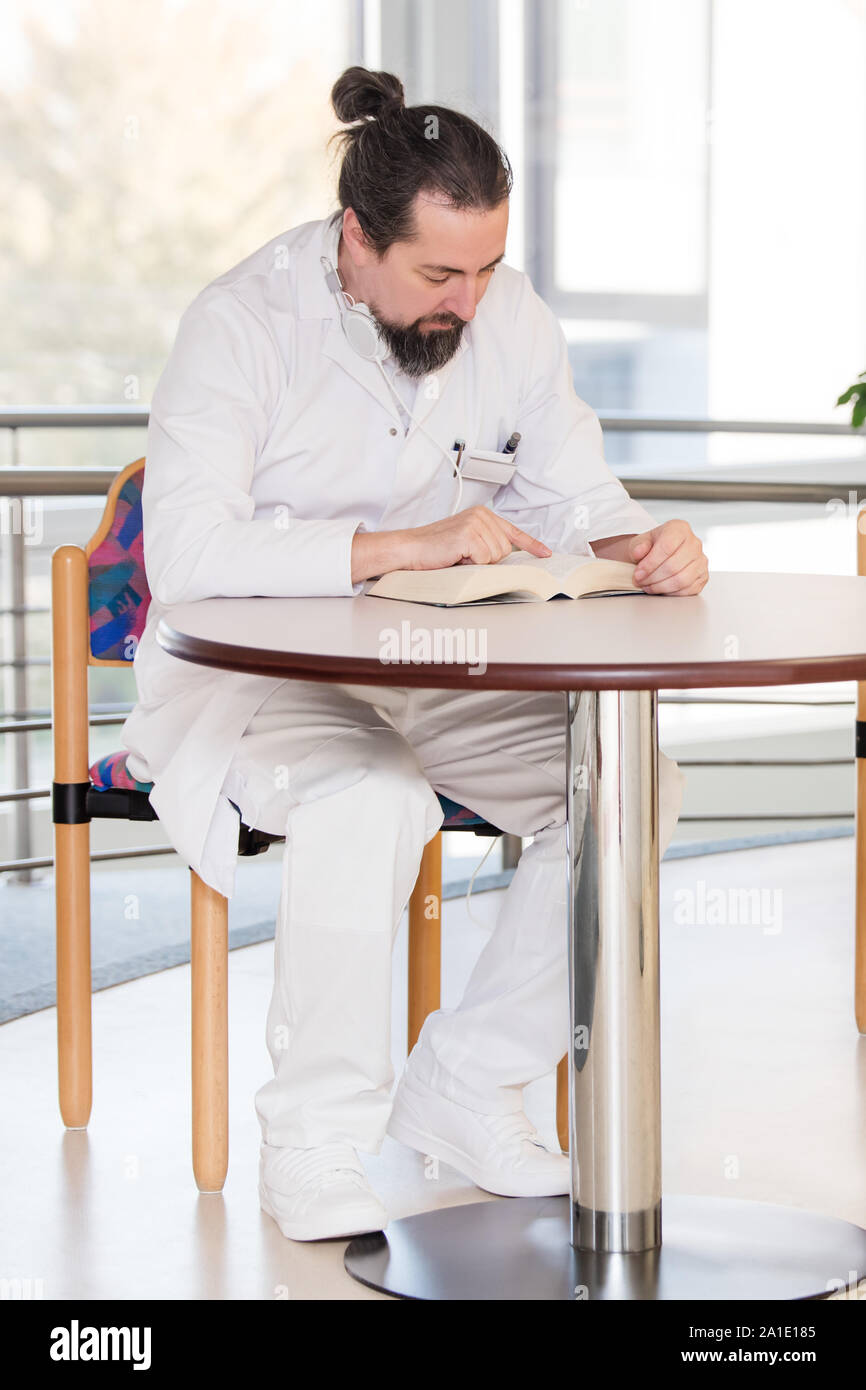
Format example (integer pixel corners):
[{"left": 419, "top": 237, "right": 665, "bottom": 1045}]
[{"left": 629, "top": 519, "right": 708, "bottom": 596}]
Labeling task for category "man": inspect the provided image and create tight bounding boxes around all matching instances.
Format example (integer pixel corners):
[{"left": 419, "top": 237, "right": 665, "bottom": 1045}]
[{"left": 122, "top": 65, "right": 707, "bottom": 1243}]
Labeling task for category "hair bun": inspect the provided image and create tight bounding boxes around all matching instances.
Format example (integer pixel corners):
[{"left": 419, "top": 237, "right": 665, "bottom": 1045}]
[{"left": 331, "top": 66, "right": 405, "bottom": 123}]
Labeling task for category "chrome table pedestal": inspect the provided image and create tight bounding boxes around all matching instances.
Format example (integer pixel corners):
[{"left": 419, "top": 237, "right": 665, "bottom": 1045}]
[{"left": 345, "top": 691, "right": 866, "bottom": 1300}]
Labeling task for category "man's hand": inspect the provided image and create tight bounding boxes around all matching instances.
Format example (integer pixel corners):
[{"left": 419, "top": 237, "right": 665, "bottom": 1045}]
[
  {"left": 628, "top": 519, "right": 708, "bottom": 596},
  {"left": 351, "top": 506, "right": 551, "bottom": 584}
]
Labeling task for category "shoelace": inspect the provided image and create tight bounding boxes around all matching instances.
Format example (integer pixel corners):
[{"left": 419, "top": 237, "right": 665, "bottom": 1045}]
[
  {"left": 265, "top": 1141, "right": 366, "bottom": 1193},
  {"left": 483, "top": 1111, "right": 547, "bottom": 1157},
  {"left": 309, "top": 1168, "right": 370, "bottom": 1192}
]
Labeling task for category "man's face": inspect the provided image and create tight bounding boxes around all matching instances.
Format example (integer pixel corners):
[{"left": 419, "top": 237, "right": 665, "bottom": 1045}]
[{"left": 338, "top": 194, "right": 509, "bottom": 377}]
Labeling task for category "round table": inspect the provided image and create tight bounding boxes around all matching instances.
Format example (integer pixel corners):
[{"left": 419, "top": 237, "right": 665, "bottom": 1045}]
[{"left": 158, "top": 571, "right": 866, "bottom": 1300}]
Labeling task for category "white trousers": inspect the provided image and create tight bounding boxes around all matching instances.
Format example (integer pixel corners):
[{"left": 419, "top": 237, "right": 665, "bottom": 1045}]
[{"left": 220, "top": 679, "right": 686, "bottom": 1152}]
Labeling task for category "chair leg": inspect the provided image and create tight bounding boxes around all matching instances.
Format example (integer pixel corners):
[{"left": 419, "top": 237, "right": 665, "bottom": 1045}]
[
  {"left": 190, "top": 870, "right": 229, "bottom": 1193},
  {"left": 55, "top": 821, "right": 93, "bottom": 1128},
  {"left": 408, "top": 832, "right": 571, "bottom": 1156},
  {"left": 555, "top": 1055, "right": 569, "bottom": 1155},
  {"left": 408, "top": 832, "right": 442, "bottom": 1052},
  {"left": 856, "top": 523, "right": 866, "bottom": 1031},
  {"left": 857, "top": 741, "right": 866, "bottom": 1033}
]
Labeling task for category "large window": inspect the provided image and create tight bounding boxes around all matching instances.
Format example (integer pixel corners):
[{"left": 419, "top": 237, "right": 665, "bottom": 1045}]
[
  {"left": 5, "top": 0, "right": 862, "bottom": 472},
  {"left": 0, "top": 0, "right": 357, "bottom": 467}
]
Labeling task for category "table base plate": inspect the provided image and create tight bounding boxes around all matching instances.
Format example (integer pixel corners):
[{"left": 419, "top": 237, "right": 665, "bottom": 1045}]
[{"left": 344, "top": 1194, "right": 866, "bottom": 1300}]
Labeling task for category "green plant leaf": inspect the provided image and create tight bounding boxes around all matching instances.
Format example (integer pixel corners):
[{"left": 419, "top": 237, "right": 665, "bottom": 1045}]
[{"left": 835, "top": 372, "right": 866, "bottom": 425}]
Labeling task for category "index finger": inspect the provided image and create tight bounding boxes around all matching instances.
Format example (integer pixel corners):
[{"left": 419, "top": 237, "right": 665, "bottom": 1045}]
[{"left": 501, "top": 518, "right": 553, "bottom": 558}]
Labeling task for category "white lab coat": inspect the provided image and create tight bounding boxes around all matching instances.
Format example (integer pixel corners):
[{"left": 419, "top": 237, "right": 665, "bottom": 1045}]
[{"left": 120, "top": 211, "right": 659, "bottom": 900}]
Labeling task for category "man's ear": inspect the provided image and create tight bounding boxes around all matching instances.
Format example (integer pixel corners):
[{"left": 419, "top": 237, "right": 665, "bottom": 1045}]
[{"left": 341, "top": 207, "right": 374, "bottom": 268}]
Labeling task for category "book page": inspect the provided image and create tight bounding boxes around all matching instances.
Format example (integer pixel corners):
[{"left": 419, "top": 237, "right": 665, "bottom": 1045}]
[
  {"left": 564, "top": 557, "right": 642, "bottom": 598},
  {"left": 498, "top": 550, "right": 598, "bottom": 580},
  {"left": 366, "top": 563, "right": 549, "bottom": 605}
]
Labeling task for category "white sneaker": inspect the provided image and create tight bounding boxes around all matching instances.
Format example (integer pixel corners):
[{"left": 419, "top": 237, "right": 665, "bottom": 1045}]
[
  {"left": 258, "top": 1140, "right": 388, "bottom": 1242},
  {"left": 386, "top": 1066, "right": 571, "bottom": 1198}
]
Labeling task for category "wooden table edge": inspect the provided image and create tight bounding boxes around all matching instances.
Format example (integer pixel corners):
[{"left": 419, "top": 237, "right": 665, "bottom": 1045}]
[{"left": 156, "top": 620, "right": 866, "bottom": 692}]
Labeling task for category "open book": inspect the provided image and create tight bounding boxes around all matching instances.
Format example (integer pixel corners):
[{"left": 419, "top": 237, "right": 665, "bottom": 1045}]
[{"left": 365, "top": 550, "right": 645, "bottom": 607}]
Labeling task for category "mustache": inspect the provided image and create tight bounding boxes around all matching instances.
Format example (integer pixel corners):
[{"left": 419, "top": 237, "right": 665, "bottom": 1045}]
[{"left": 418, "top": 313, "right": 464, "bottom": 329}]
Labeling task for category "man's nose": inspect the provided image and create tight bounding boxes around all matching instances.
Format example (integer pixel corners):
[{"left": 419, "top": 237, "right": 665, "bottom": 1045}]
[{"left": 442, "top": 279, "right": 479, "bottom": 321}]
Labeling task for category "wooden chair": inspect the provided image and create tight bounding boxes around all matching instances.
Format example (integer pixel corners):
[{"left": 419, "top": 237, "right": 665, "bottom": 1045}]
[
  {"left": 407, "top": 826, "right": 570, "bottom": 1155},
  {"left": 51, "top": 457, "right": 568, "bottom": 1196}
]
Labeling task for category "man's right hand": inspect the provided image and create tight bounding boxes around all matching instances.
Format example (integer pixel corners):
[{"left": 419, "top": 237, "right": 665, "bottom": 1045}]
[{"left": 351, "top": 505, "right": 552, "bottom": 584}]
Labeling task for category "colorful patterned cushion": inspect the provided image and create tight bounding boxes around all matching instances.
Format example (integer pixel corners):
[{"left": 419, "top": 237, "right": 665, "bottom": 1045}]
[
  {"left": 88, "top": 752, "right": 489, "bottom": 826},
  {"left": 89, "top": 751, "right": 154, "bottom": 795},
  {"left": 89, "top": 468, "right": 150, "bottom": 662},
  {"left": 436, "top": 793, "right": 488, "bottom": 827}
]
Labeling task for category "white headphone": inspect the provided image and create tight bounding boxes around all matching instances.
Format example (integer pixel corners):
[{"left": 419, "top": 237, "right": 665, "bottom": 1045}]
[
  {"left": 320, "top": 253, "right": 467, "bottom": 514},
  {"left": 320, "top": 256, "right": 390, "bottom": 363}
]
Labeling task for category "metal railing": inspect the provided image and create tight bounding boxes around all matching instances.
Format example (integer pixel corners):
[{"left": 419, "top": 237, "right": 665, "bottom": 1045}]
[{"left": 1, "top": 407, "right": 863, "bottom": 878}]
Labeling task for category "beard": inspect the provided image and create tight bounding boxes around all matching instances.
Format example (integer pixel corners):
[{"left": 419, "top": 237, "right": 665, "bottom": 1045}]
[{"left": 367, "top": 307, "right": 467, "bottom": 378}]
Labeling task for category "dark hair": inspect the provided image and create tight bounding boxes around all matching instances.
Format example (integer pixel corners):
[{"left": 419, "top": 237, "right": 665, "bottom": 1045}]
[{"left": 329, "top": 66, "right": 512, "bottom": 255}]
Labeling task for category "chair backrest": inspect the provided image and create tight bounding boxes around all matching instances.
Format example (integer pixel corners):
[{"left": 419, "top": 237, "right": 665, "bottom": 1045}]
[{"left": 84, "top": 457, "right": 150, "bottom": 667}]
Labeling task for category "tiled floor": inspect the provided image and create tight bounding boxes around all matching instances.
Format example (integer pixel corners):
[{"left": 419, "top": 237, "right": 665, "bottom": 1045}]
[{"left": 2, "top": 837, "right": 865, "bottom": 1300}]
